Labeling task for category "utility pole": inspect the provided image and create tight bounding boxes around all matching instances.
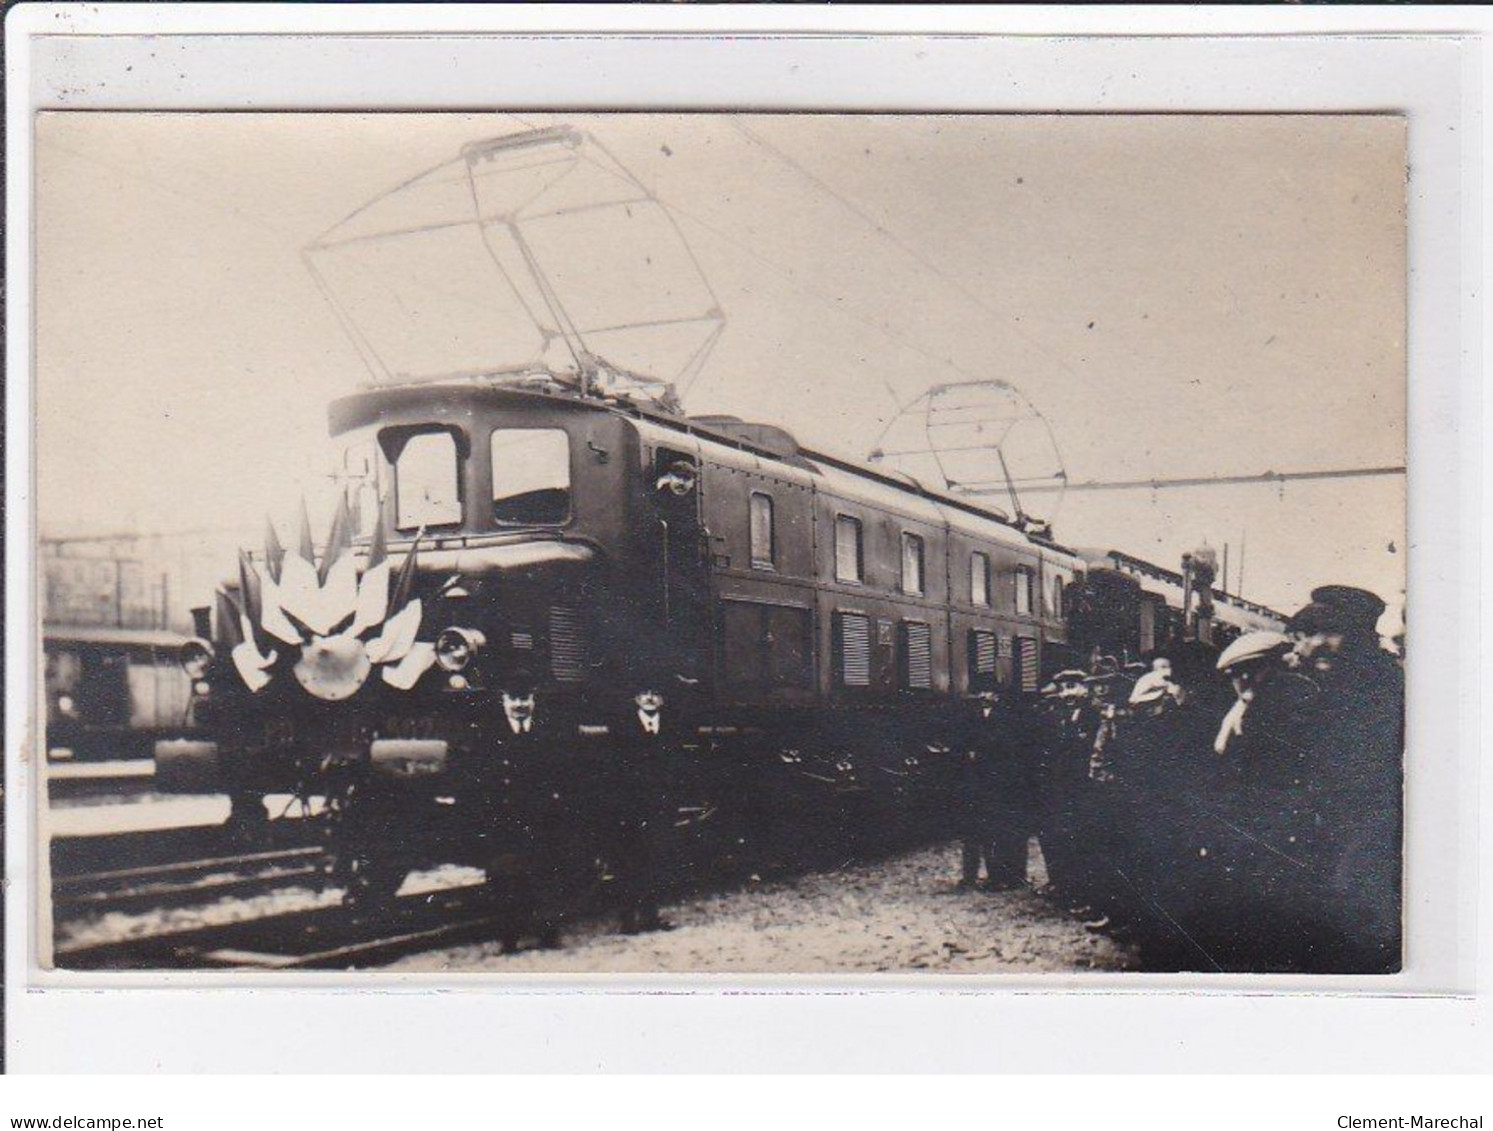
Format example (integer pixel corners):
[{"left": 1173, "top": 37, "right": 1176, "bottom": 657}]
[{"left": 1238, "top": 531, "right": 1247, "bottom": 602}]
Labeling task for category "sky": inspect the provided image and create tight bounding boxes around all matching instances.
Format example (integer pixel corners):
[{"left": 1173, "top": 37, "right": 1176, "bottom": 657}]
[{"left": 34, "top": 112, "right": 1406, "bottom": 621}]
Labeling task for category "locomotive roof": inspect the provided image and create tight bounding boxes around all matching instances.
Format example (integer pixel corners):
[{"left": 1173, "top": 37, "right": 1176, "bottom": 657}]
[
  {"left": 331, "top": 377, "right": 1084, "bottom": 563},
  {"left": 43, "top": 625, "right": 193, "bottom": 649}
]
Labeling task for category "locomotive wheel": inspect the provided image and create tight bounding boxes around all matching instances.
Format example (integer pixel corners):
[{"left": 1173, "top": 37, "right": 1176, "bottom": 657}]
[
  {"left": 338, "top": 853, "right": 408, "bottom": 912},
  {"left": 224, "top": 792, "right": 270, "bottom": 842}
]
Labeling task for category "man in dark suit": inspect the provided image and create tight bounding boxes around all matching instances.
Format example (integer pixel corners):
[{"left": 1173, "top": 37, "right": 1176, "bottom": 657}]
[
  {"left": 484, "top": 668, "right": 568, "bottom": 953},
  {"left": 1286, "top": 586, "right": 1404, "bottom": 973},
  {"left": 608, "top": 687, "right": 677, "bottom": 934}
]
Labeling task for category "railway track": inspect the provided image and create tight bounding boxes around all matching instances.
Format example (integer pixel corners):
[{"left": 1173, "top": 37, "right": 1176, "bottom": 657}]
[
  {"left": 51, "top": 819, "right": 324, "bottom": 880},
  {"left": 52, "top": 845, "right": 330, "bottom": 916},
  {"left": 54, "top": 884, "right": 511, "bottom": 971}
]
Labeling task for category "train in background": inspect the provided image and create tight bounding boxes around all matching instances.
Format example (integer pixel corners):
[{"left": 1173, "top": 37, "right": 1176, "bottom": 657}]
[
  {"left": 42, "top": 553, "right": 194, "bottom": 763},
  {"left": 153, "top": 369, "right": 1282, "bottom": 903},
  {"left": 1069, "top": 546, "right": 1283, "bottom": 663}
]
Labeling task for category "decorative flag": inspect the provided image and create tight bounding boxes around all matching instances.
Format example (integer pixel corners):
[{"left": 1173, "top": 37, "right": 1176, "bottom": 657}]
[
  {"left": 391, "top": 526, "right": 424, "bottom": 613},
  {"left": 263, "top": 517, "right": 286, "bottom": 585},
  {"left": 215, "top": 588, "right": 245, "bottom": 649}
]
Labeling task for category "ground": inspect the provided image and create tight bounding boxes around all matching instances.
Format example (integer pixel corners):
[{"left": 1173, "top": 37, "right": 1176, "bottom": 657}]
[
  {"left": 50, "top": 792, "right": 1136, "bottom": 974},
  {"left": 389, "top": 842, "right": 1137, "bottom": 975}
]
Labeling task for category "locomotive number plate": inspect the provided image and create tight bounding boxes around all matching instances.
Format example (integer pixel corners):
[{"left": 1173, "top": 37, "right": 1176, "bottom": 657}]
[{"left": 380, "top": 716, "right": 438, "bottom": 741}]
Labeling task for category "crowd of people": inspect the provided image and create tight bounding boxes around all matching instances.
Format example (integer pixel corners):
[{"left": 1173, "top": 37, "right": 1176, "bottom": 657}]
[{"left": 954, "top": 584, "right": 1404, "bottom": 974}]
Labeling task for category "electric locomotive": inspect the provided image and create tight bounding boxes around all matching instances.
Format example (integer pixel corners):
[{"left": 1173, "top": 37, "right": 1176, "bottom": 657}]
[{"left": 154, "top": 124, "right": 1285, "bottom": 909}]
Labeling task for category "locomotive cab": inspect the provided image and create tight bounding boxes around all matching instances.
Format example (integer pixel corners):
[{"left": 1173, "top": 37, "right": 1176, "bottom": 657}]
[{"left": 328, "top": 381, "right": 637, "bottom": 552}]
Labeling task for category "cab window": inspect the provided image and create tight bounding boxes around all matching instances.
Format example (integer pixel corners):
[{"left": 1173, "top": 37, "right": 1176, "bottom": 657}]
[
  {"left": 330, "top": 427, "right": 381, "bottom": 538},
  {"left": 491, "top": 428, "right": 571, "bottom": 526},
  {"left": 388, "top": 428, "right": 462, "bottom": 531}
]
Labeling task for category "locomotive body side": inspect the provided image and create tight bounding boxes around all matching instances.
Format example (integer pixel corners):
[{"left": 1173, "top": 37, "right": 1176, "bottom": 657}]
[
  {"left": 169, "top": 379, "right": 1089, "bottom": 893},
  {"left": 631, "top": 412, "right": 1084, "bottom": 722}
]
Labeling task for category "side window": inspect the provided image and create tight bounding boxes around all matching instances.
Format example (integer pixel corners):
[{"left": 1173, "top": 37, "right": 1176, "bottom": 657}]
[
  {"left": 388, "top": 428, "right": 462, "bottom": 531},
  {"left": 971, "top": 551, "right": 991, "bottom": 607},
  {"left": 901, "top": 532, "right": 925, "bottom": 596},
  {"left": 834, "top": 612, "right": 873, "bottom": 687},
  {"left": 335, "top": 429, "right": 381, "bottom": 538},
  {"left": 968, "top": 628, "right": 997, "bottom": 692},
  {"left": 1015, "top": 566, "right": 1033, "bottom": 616},
  {"left": 749, "top": 492, "right": 776, "bottom": 569},
  {"left": 492, "top": 428, "right": 571, "bottom": 526},
  {"left": 834, "top": 515, "right": 864, "bottom": 583},
  {"left": 1052, "top": 574, "right": 1065, "bottom": 620},
  {"left": 899, "top": 621, "right": 933, "bottom": 690}
]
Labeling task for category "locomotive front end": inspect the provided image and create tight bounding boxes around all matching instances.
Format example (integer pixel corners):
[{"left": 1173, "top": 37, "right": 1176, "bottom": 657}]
[{"left": 160, "top": 383, "right": 634, "bottom": 903}]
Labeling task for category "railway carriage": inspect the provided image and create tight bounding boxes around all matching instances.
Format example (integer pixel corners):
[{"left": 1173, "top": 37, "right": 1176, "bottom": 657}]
[{"left": 45, "top": 626, "right": 194, "bottom": 762}]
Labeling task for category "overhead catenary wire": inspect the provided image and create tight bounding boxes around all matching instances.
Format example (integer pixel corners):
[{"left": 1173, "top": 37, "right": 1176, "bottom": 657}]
[
  {"left": 727, "top": 120, "right": 1112, "bottom": 392},
  {"left": 958, "top": 464, "right": 1407, "bottom": 497}
]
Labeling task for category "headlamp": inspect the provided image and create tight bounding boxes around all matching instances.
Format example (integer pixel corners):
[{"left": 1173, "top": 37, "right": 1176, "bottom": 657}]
[
  {"left": 180, "top": 638, "right": 215, "bottom": 680},
  {"left": 436, "top": 627, "right": 486, "bottom": 672}
]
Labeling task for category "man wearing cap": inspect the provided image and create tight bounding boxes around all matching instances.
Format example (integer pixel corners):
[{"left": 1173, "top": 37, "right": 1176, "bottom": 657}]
[
  {"left": 1285, "top": 585, "right": 1404, "bottom": 973},
  {"left": 1129, "top": 658, "right": 1185, "bottom": 718},
  {"left": 1213, "top": 632, "right": 1301, "bottom": 758},
  {"left": 1211, "top": 630, "right": 1325, "bottom": 969}
]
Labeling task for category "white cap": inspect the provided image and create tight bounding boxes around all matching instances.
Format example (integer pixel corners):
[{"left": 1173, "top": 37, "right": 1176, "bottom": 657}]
[
  {"left": 1129, "top": 670, "right": 1175, "bottom": 706},
  {"left": 1216, "top": 631, "right": 1292, "bottom": 672}
]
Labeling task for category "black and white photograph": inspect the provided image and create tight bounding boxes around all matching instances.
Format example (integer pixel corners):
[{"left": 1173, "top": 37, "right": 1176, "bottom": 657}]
[{"left": 32, "top": 110, "right": 1408, "bottom": 979}]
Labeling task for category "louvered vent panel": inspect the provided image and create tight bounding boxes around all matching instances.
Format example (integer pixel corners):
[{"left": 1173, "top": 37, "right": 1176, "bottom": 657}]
[
  {"left": 973, "top": 630, "right": 997, "bottom": 675},
  {"left": 904, "top": 622, "right": 933, "bottom": 689},
  {"left": 1017, "top": 636, "right": 1039, "bottom": 693},
  {"left": 548, "top": 606, "right": 588, "bottom": 683},
  {"left": 839, "top": 613, "right": 872, "bottom": 687}
]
